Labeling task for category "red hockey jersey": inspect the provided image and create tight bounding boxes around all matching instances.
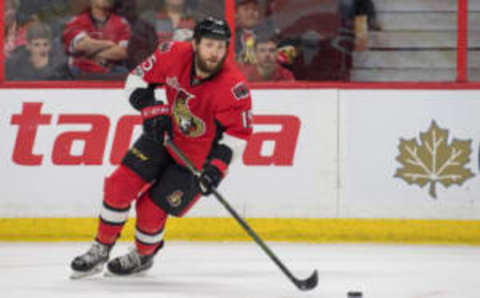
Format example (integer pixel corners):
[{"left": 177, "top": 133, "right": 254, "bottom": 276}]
[{"left": 132, "top": 41, "right": 253, "bottom": 169}]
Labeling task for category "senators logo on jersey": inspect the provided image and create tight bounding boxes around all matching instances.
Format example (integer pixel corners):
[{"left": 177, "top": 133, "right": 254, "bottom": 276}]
[
  {"left": 167, "top": 190, "right": 183, "bottom": 208},
  {"left": 173, "top": 89, "right": 206, "bottom": 138}
]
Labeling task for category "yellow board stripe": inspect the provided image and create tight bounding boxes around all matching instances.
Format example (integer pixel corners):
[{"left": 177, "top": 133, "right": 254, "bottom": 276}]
[{"left": 0, "top": 218, "right": 479, "bottom": 244}]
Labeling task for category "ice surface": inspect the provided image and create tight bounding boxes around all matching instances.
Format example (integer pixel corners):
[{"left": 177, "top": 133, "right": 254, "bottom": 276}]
[{"left": 1, "top": 241, "right": 479, "bottom": 298}]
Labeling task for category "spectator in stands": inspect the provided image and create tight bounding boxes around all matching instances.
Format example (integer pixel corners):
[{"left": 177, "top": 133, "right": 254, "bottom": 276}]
[
  {"left": 6, "top": 22, "right": 71, "bottom": 80},
  {"left": 141, "top": 0, "right": 196, "bottom": 45},
  {"left": 235, "top": 0, "right": 276, "bottom": 65},
  {"left": 265, "top": 0, "right": 353, "bottom": 81},
  {"left": 339, "top": 0, "right": 380, "bottom": 31},
  {"left": 114, "top": 0, "right": 158, "bottom": 70},
  {"left": 238, "top": 32, "right": 294, "bottom": 82},
  {"left": 63, "top": 0, "right": 131, "bottom": 78},
  {"left": 5, "top": 0, "right": 19, "bottom": 57},
  {"left": 4, "top": 0, "right": 39, "bottom": 58}
]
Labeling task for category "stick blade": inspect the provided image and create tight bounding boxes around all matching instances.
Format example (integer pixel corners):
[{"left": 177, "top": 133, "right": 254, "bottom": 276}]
[{"left": 295, "top": 269, "right": 318, "bottom": 291}]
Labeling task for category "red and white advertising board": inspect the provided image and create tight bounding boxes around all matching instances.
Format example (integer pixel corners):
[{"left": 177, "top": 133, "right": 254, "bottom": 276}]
[{"left": 0, "top": 89, "right": 338, "bottom": 218}]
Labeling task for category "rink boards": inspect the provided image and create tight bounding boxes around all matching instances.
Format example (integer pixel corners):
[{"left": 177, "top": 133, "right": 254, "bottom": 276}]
[{"left": 0, "top": 88, "right": 479, "bottom": 243}]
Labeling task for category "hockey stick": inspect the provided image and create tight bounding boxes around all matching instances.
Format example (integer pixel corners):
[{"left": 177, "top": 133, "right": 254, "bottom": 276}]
[{"left": 164, "top": 137, "right": 318, "bottom": 291}]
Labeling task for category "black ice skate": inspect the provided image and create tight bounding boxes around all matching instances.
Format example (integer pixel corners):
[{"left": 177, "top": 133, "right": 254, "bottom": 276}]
[
  {"left": 70, "top": 241, "right": 111, "bottom": 279},
  {"left": 106, "top": 249, "right": 154, "bottom": 276}
]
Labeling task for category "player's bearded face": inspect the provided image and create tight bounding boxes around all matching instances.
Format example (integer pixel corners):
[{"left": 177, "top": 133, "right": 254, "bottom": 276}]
[{"left": 194, "top": 38, "right": 228, "bottom": 76}]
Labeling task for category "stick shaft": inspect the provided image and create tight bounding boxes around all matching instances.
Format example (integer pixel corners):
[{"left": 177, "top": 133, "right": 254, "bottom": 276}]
[
  {"left": 165, "top": 138, "right": 302, "bottom": 286},
  {"left": 210, "top": 188, "right": 301, "bottom": 284}
]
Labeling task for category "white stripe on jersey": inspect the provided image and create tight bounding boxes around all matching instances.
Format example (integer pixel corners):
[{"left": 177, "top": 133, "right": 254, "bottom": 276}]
[
  {"left": 124, "top": 73, "right": 166, "bottom": 104},
  {"left": 124, "top": 73, "right": 148, "bottom": 101},
  {"left": 71, "top": 31, "right": 88, "bottom": 53}
]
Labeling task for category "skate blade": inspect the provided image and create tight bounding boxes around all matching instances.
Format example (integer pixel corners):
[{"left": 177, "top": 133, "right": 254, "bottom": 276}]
[
  {"left": 70, "top": 264, "right": 104, "bottom": 280},
  {"left": 103, "top": 270, "right": 149, "bottom": 278}
]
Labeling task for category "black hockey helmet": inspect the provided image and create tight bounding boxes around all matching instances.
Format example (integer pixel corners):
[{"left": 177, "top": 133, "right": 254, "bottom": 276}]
[{"left": 193, "top": 16, "right": 232, "bottom": 44}]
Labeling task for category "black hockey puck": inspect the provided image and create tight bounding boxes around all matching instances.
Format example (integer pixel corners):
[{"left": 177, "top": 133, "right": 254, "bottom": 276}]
[{"left": 347, "top": 291, "right": 362, "bottom": 298}]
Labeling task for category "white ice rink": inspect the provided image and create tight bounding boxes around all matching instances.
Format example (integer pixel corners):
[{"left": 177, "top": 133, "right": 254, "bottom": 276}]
[{"left": 1, "top": 241, "right": 479, "bottom": 298}]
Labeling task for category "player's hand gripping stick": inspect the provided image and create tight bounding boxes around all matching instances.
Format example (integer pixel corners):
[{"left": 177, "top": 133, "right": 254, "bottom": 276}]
[{"left": 141, "top": 102, "right": 172, "bottom": 143}]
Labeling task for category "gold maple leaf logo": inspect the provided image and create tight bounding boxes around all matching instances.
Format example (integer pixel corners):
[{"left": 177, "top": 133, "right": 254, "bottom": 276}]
[{"left": 394, "top": 120, "right": 474, "bottom": 198}]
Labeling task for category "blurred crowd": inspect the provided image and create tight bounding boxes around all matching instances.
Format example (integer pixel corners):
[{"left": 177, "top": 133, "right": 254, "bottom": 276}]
[{"left": 4, "top": 0, "right": 377, "bottom": 82}]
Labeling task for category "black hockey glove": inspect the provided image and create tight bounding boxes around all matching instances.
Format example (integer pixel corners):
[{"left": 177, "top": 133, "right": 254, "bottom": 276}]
[
  {"left": 198, "top": 144, "right": 232, "bottom": 195},
  {"left": 198, "top": 163, "right": 224, "bottom": 196},
  {"left": 141, "top": 101, "right": 172, "bottom": 143},
  {"left": 129, "top": 84, "right": 157, "bottom": 111}
]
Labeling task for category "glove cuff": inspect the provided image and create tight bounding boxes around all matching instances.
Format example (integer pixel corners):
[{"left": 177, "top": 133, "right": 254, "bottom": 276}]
[
  {"left": 141, "top": 104, "right": 169, "bottom": 119},
  {"left": 209, "top": 159, "right": 228, "bottom": 178}
]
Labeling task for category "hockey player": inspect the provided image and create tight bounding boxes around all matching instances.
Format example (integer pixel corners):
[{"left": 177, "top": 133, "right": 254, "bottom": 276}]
[{"left": 70, "top": 16, "right": 253, "bottom": 278}]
